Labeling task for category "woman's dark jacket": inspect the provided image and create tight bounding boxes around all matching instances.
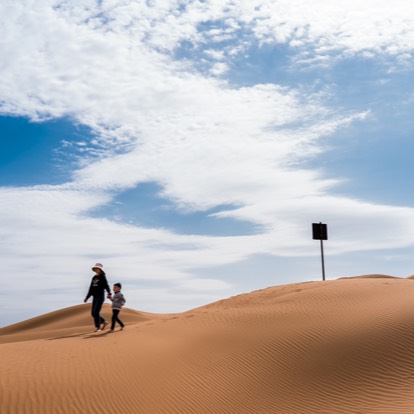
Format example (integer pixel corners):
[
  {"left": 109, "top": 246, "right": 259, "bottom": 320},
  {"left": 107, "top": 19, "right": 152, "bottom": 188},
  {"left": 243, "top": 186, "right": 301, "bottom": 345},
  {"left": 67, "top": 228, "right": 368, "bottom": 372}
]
[{"left": 85, "top": 272, "right": 111, "bottom": 300}]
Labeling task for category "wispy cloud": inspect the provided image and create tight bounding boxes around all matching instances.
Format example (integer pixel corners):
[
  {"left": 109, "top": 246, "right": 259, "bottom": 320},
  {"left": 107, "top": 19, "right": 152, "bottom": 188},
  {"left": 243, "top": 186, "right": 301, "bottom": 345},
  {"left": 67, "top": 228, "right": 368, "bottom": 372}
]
[{"left": 1, "top": 1, "right": 414, "bottom": 324}]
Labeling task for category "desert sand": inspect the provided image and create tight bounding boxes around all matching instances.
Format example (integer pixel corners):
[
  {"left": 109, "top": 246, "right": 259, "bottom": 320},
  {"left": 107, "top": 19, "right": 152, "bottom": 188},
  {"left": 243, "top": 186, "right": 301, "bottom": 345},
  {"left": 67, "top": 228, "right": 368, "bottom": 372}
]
[{"left": 2, "top": 276, "right": 414, "bottom": 413}]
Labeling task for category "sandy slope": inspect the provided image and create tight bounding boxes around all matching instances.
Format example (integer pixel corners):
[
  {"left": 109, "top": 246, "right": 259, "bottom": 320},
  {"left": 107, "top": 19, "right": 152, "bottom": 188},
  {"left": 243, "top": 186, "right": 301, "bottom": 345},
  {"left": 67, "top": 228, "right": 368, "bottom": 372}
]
[
  {"left": 2, "top": 276, "right": 414, "bottom": 413},
  {"left": 0, "top": 304, "right": 156, "bottom": 344}
]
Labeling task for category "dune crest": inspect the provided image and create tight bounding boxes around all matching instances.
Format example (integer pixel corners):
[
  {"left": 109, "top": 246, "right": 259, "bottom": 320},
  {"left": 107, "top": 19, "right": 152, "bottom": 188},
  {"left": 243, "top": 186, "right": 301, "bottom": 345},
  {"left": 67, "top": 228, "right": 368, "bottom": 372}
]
[
  {"left": 0, "top": 304, "right": 157, "bottom": 344},
  {"left": 338, "top": 273, "right": 401, "bottom": 279},
  {"left": 2, "top": 277, "right": 414, "bottom": 413}
]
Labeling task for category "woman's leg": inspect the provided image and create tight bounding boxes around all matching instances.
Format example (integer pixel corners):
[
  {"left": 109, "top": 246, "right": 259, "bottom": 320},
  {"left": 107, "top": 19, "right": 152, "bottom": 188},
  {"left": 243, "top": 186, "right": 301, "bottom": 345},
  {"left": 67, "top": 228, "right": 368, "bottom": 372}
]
[
  {"left": 92, "top": 296, "right": 105, "bottom": 328},
  {"left": 91, "top": 298, "right": 99, "bottom": 328}
]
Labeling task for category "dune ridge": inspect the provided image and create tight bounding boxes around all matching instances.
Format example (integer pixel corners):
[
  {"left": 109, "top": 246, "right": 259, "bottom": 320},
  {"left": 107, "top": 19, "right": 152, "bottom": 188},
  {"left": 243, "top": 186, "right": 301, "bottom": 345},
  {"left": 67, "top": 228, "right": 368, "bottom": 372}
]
[
  {"left": 0, "top": 304, "right": 156, "bottom": 344},
  {"left": 2, "top": 276, "right": 414, "bottom": 413}
]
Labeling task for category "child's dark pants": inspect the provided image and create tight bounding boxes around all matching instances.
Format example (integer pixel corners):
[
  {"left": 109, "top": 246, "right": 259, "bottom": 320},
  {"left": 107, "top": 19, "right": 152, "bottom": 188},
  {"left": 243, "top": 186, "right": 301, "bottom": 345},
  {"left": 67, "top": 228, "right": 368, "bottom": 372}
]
[{"left": 111, "top": 309, "right": 124, "bottom": 330}]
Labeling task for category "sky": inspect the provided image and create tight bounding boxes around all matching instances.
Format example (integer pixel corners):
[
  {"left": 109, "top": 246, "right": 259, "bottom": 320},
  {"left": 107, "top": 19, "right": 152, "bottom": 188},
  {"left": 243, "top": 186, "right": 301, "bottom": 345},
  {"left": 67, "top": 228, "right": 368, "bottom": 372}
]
[{"left": 1, "top": 0, "right": 414, "bottom": 327}]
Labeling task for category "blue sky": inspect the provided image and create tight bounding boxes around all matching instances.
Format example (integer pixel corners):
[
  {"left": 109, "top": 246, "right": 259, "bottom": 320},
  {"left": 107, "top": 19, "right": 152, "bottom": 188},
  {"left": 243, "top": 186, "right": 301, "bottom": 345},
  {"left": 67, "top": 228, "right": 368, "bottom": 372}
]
[
  {"left": 0, "top": 117, "right": 92, "bottom": 186},
  {"left": 1, "top": 0, "right": 414, "bottom": 327}
]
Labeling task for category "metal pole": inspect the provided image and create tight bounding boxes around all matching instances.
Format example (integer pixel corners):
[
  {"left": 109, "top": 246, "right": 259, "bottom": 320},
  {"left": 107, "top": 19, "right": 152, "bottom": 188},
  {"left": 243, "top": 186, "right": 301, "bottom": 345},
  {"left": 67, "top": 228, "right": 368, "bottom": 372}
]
[{"left": 320, "top": 239, "right": 326, "bottom": 281}]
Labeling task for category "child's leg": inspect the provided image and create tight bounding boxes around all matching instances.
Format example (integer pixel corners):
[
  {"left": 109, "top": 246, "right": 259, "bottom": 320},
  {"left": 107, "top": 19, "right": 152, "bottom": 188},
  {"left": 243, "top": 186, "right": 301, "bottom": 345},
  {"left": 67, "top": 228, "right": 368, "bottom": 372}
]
[
  {"left": 117, "top": 310, "right": 125, "bottom": 328},
  {"left": 111, "top": 309, "right": 119, "bottom": 330},
  {"left": 112, "top": 309, "right": 124, "bottom": 329}
]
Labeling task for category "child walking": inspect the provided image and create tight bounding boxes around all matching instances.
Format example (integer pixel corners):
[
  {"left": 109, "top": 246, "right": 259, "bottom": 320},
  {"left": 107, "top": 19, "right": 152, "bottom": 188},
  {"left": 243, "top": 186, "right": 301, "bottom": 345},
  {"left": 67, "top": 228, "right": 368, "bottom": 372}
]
[{"left": 107, "top": 283, "right": 126, "bottom": 332}]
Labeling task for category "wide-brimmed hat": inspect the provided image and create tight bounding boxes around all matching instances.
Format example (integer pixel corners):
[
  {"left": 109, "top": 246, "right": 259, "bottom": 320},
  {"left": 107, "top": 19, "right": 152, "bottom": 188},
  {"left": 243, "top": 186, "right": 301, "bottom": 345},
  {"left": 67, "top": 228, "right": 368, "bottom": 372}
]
[{"left": 92, "top": 263, "right": 104, "bottom": 272}]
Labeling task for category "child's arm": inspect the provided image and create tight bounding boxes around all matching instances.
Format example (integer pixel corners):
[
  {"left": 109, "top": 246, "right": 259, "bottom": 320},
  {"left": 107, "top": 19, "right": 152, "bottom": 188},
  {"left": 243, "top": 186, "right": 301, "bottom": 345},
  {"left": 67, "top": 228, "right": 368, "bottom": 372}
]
[{"left": 120, "top": 294, "right": 126, "bottom": 306}]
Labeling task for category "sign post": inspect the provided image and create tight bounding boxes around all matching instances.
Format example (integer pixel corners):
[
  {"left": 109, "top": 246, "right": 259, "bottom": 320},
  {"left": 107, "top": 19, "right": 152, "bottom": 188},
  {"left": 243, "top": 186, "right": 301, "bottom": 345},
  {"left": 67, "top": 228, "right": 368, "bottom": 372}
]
[{"left": 312, "top": 222, "right": 328, "bottom": 281}]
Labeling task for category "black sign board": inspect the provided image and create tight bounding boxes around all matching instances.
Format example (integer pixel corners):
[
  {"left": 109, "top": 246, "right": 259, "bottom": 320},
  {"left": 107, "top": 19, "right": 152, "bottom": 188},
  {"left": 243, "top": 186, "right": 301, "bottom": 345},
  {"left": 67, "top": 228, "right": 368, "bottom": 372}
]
[{"left": 312, "top": 222, "right": 328, "bottom": 240}]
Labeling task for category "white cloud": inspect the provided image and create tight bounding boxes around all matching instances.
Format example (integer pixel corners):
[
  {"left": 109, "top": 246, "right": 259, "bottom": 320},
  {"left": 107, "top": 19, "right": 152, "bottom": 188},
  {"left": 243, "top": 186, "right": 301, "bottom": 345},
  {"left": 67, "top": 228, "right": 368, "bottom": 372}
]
[
  {"left": 80, "top": 0, "right": 414, "bottom": 60},
  {"left": 177, "top": 278, "right": 232, "bottom": 291},
  {"left": 209, "top": 62, "right": 229, "bottom": 75},
  {"left": 1, "top": 0, "right": 414, "bottom": 325},
  {"left": 204, "top": 49, "right": 226, "bottom": 61},
  {"left": 191, "top": 1, "right": 414, "bottom": 60}
]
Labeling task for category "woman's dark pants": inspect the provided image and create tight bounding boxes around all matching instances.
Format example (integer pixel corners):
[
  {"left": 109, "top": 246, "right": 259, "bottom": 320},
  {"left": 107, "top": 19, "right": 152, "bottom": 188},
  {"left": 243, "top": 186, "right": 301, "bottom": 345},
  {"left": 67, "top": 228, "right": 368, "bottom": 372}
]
[{"left": 91, "top": 296, "right": 105, "bottom": 328}]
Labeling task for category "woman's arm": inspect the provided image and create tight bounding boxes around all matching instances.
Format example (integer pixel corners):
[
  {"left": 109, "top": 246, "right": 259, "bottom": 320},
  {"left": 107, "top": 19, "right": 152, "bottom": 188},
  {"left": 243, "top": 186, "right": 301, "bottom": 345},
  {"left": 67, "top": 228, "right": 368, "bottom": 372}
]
[
  {"left": 84, "top": 278, "right": 93, "bottom": 302},
  {"left": 102, "top": 274, "right": 111, "bottom": 295}
]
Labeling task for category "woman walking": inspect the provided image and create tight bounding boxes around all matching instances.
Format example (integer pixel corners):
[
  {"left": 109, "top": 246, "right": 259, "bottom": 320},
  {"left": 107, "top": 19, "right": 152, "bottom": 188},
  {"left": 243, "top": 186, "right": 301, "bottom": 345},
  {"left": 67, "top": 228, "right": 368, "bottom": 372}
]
[{"left": 84, "top": 263, "right": 111, "bottom": 332}]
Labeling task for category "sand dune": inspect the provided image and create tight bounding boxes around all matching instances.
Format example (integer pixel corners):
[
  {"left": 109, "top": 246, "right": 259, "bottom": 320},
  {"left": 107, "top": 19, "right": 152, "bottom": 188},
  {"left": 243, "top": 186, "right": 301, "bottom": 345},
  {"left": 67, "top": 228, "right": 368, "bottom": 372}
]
[
  {"left": 0, "top": 304, "right": 156, "bottom": 344},
  {"left": 2, "top": 276, "right": 414, "bottom": 413}
]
